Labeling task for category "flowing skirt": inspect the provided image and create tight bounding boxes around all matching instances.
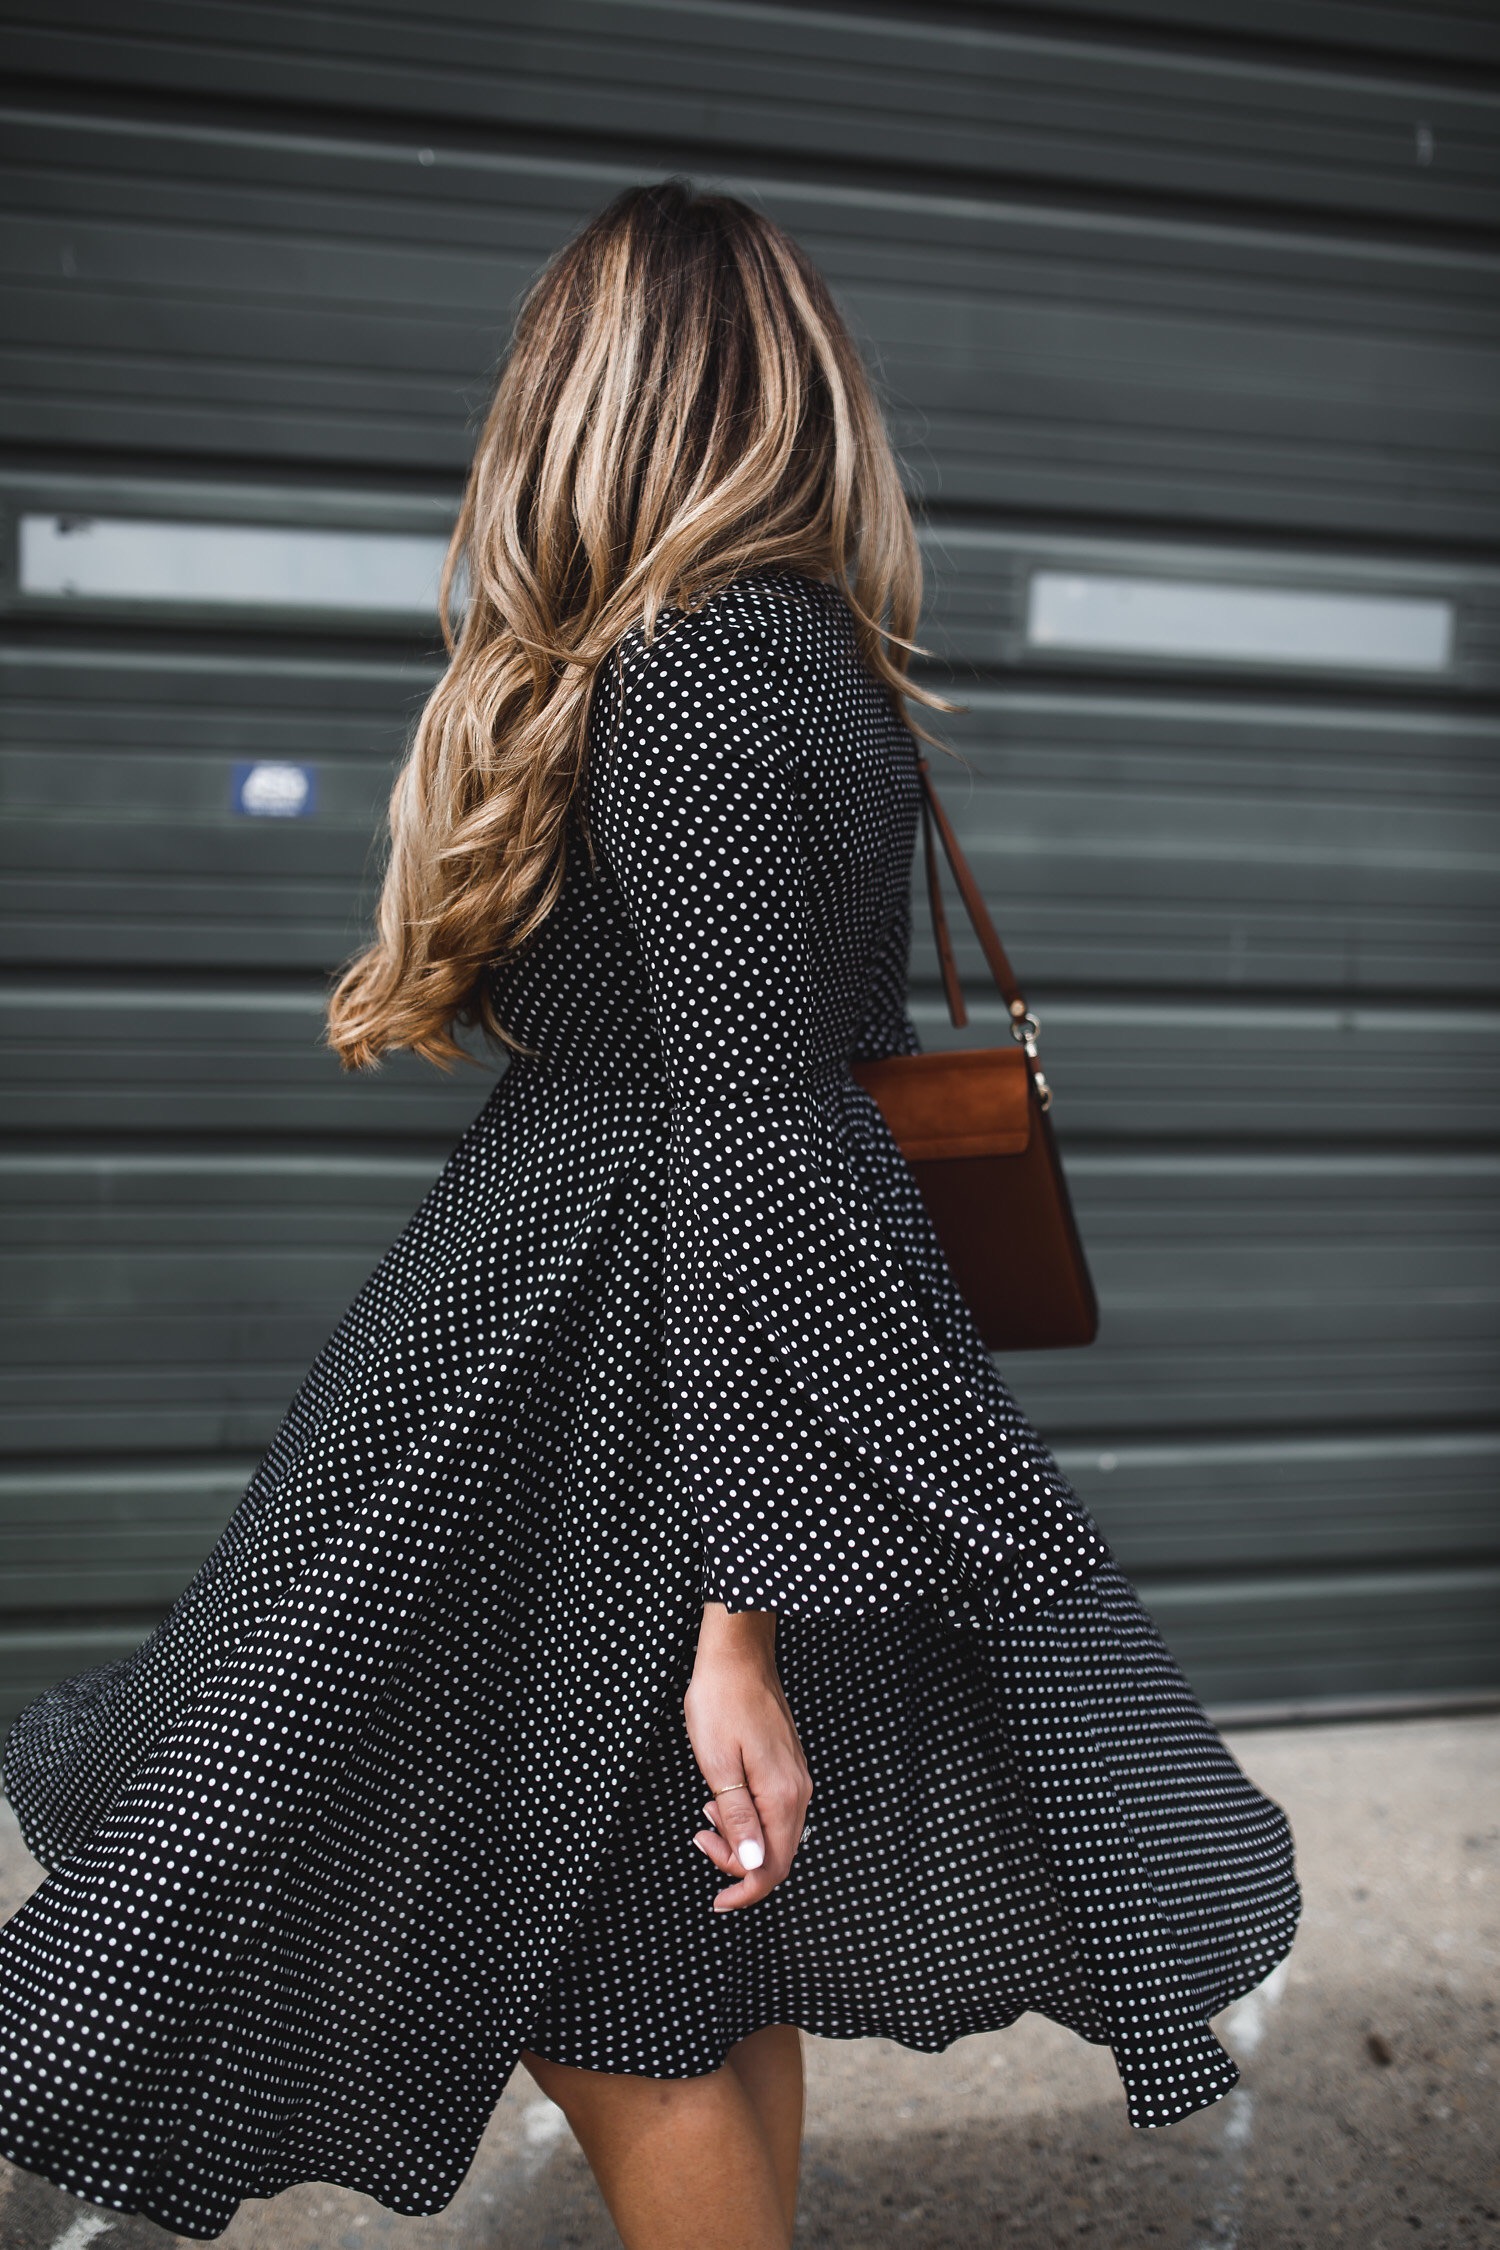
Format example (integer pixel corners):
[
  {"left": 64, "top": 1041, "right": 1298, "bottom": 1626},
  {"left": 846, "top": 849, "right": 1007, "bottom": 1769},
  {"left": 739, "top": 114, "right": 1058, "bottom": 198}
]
[{"left": 0, "top": 1062, "right": 1299, "bottom": 2239}]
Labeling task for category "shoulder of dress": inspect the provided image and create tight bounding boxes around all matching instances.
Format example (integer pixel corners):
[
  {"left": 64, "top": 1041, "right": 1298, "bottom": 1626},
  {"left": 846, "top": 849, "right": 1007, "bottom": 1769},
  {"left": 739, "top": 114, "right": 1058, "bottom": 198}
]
[
  {"left": 589, "top": 574, "right": 856, "bottom": 794},
  {"left": 612, "top": 569, "right": 845, "bottom": 686}
]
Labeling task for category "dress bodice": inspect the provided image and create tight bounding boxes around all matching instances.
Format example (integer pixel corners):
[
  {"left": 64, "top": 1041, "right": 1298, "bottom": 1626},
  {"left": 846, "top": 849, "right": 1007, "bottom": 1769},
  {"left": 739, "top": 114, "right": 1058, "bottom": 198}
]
[{"left": 488, "top": 570, "right": 922, "bottom": 1089}]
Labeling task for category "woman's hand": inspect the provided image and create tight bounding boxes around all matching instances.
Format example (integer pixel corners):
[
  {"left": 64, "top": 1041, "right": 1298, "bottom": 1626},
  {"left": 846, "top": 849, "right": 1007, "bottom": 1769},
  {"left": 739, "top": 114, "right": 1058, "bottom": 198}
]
[{"left": 683, "top": 1604, "right": 812, "bottom": 1912}]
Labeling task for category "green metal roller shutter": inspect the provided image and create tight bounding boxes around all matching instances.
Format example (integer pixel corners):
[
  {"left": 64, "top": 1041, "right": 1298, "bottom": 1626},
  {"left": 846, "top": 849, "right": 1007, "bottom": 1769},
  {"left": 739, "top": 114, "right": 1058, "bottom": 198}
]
[{"left": 0, "top": 0, "right": 1496, "bottom": 1723}]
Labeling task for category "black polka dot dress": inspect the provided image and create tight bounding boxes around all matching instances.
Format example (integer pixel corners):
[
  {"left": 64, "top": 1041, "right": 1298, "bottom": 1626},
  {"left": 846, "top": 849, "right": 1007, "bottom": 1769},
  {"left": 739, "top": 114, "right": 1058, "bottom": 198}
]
[{"left": 0, "top": 570, "right": 1299, "bottom": 2239}]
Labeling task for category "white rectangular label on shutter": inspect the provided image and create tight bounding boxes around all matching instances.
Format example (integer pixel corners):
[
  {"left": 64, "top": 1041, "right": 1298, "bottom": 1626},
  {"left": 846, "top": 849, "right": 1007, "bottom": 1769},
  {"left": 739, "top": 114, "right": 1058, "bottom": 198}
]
[
  {"left": 18, "top": 514, "right": 449, "bottom": 617},
  {"left": 1026, "top": 571, "right": 1453, "bottom": 672}
]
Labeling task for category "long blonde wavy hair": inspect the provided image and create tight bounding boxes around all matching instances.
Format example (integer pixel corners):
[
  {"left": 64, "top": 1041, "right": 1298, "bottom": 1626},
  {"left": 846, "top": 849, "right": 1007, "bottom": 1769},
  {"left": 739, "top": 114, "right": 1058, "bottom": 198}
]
[{"left": 327, "top": 178, "right": 944, "bottom": 1070}]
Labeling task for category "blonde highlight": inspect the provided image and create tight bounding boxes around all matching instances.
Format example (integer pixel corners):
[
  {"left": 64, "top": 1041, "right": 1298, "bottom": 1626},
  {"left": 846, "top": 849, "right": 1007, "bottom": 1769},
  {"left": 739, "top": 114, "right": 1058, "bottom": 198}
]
[{"left": 326, "top": 180, "right": 950, "bottom": 1072}]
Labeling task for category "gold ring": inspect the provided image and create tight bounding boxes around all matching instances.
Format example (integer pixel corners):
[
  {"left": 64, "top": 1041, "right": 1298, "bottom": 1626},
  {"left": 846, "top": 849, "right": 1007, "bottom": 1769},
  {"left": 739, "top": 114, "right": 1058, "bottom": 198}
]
[{"left": 710, "top": 1778, "right": 751, "bottom": 1797}]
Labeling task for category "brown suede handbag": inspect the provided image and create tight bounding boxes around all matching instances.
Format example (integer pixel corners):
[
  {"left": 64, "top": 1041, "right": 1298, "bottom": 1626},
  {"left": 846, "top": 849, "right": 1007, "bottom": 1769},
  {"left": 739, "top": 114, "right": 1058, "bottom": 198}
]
[{"left": 850, "top": 756, "right": 1099, "bottom": 1352}]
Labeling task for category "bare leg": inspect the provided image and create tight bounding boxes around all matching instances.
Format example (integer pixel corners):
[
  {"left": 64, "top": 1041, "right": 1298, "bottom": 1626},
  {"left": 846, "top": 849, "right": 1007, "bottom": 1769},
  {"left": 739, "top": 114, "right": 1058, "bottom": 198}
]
[
  {"left": 521, "top": 2042, "right": 795, "bottom": 2250},
  {"left": 726, "top": 2023, "right": 803, "bottom": 2236}
]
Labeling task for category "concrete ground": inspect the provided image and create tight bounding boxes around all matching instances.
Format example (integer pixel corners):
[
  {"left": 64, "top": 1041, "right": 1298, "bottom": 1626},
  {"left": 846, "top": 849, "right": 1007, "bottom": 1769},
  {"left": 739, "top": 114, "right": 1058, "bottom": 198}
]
[{"left": 1, "top": 1712, "right": 1496, "bottom": 2250}]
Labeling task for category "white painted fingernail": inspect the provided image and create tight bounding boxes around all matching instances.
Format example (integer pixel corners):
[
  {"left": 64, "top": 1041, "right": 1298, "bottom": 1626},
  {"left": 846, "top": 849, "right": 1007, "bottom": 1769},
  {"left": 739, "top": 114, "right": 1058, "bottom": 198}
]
[{"left": 739, "top": 1839, "right": 765, "bottom": 1870}]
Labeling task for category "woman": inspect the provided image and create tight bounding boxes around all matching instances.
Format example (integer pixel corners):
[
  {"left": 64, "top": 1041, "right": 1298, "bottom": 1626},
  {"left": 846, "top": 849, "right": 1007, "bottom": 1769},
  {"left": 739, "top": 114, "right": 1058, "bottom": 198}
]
[{"left": 0, "top": 182, "right": 1298, "bottom": 2247}]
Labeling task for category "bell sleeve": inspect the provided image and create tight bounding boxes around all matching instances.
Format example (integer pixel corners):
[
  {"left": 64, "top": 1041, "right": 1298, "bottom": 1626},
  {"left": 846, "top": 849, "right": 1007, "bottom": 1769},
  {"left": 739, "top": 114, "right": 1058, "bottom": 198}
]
[{"left": 588, "top": 596, "right": 1108, "bottom": 1623}]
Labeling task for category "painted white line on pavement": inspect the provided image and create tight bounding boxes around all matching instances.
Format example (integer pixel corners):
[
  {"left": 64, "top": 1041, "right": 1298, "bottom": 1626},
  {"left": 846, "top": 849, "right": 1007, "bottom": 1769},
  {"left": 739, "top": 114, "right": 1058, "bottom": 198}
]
[
  {"left": 489, "top": 2094, "right": 572, "bottom": 2221},
  {"left": 523, "top": 2098, "right": 568, "bottom": 2149},
  {"left": 1222, "top": 1957, "right": 1291, "bottom": 2061},
  {"left": 45, "top": 2214, "right": 116, "bottom": 2250},
  {"left": 1192, "top": 1962, "right": 1292, "bottom": 2250}
]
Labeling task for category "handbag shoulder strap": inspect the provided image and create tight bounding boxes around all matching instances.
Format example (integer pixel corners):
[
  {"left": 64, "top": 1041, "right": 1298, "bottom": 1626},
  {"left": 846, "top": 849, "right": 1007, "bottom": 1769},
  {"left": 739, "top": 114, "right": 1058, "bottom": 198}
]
[
  {"left": 917, "top": 756, "right": 1052, "bottom": 1106},
  {"left": 916, "top": 755, "right": 1030, "bottom": 1032}
]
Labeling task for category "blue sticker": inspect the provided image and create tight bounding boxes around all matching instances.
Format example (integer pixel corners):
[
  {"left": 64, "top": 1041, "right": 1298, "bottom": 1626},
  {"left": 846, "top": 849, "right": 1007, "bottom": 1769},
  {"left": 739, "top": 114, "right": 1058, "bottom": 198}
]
[{"left": 232, "top": 761, "right": 318, "bottom": 818}]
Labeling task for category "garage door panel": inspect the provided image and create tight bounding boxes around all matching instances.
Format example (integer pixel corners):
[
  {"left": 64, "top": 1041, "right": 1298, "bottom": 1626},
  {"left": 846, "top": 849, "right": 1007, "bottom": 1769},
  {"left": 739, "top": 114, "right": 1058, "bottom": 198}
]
[
  {"left": 13, "top": 118, "right": 1497, "bottom": 340},
  {"left": 0, "top": 1001, "right": 496, "bottom": 1137},
  {"left": 1141, "top": 1569, "right": 1500, "bottom": 1707},
  {"left": 1065, "top": 1433, "right": 1500, "bottom": 1574},
  {"left": 4, "top": 669, "right": 1495, "bottom": 989},
  {"left": 919, "top": 1000, "right": 1500, "bottom": 1143},
  {"left": 5, "top": 986, "right": 1493, "bottom": 1142},
  {"left": 4, "top": 1, "right": 1496, "bottom": 227},
  {"left": 922, "top": 896, "right": 1498, "bottom": 1001},
  {"left": 0, "top": 1381, "right": 311, "bottom": 1461},
  {"left": 3, "top": 101, "right": 1497, "bottom": 537},
  {"left": 1, "top": 277, "right": 499, "bottom": 393},
  {"left": 1015, "top": 1335, "right": 1498, "bottom": 1435},
  {"left": 895, "top": 411, "right": 1500, "bottom": 542},
  {"left": 1051, "top": 2, "right": 1500, "bottom": 72},
  {"left": 3, "top": 1148, "right": 1493, "bottom": 1454},
  {"left": 8, "top": 1246, "right": 1486, "bottom": 1353},
  {"left": 0, "top": 2, "right": 1494, "bottom": 1712},
  {"left": 9, "top": 835, "right": 1493, "bottom": 990}
]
